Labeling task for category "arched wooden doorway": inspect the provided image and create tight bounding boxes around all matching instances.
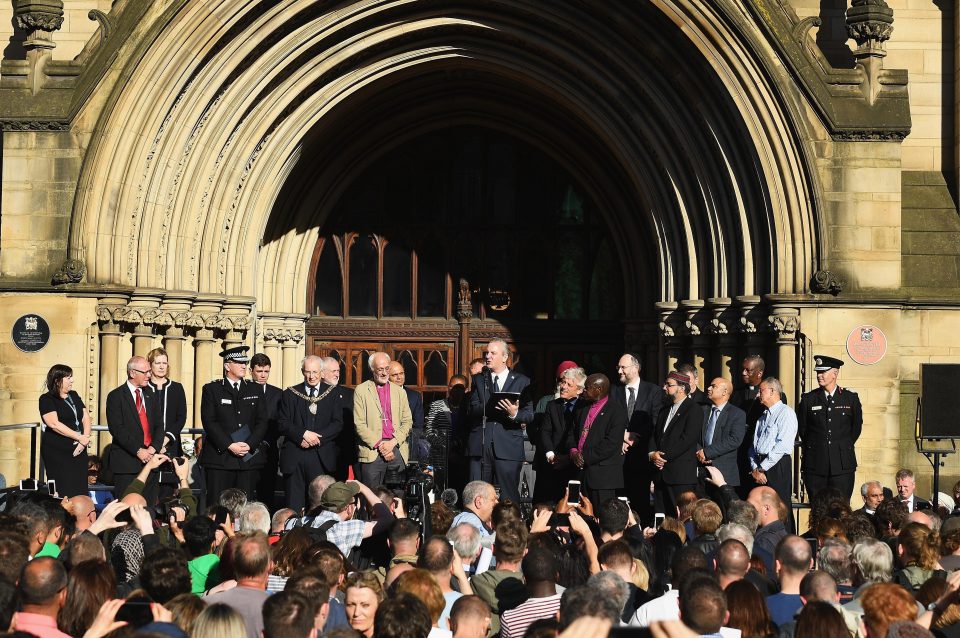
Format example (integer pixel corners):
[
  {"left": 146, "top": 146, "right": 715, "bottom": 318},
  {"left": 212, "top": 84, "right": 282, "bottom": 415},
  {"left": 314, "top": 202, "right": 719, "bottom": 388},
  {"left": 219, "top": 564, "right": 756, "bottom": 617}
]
[{"left": 306, "top": 126, "right": 626, "bottom": 399}]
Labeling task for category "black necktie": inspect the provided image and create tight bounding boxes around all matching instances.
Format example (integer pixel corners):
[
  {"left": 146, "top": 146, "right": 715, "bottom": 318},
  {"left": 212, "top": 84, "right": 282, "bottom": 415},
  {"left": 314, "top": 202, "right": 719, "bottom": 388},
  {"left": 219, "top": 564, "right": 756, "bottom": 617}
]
[
  {"left": 232, "top": 382, "right": 239, "bottom": 393},
  {"left": 492, "top": 376, "right": 501, "bottom": 393},
  {"left": 627, "top": 386, "right": 636, "bottom": 416}
]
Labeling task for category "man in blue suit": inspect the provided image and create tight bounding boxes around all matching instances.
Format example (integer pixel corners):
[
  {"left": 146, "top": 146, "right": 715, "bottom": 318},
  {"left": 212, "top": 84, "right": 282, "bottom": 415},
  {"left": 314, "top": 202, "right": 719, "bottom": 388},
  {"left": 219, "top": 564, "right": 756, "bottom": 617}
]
[
  {"left": 467, "top": 338, "right": 534, "bottom": 502},
  {"left": 697, "top": 377, "right": 746, "bottom": 490}
]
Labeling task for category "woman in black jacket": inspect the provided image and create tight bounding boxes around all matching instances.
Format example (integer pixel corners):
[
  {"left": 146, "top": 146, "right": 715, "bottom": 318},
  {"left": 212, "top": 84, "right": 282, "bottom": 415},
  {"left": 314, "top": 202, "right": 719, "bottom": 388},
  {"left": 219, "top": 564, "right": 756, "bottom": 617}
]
[{"left": 147, "top": 347, "right": 188, "bottom": 457}]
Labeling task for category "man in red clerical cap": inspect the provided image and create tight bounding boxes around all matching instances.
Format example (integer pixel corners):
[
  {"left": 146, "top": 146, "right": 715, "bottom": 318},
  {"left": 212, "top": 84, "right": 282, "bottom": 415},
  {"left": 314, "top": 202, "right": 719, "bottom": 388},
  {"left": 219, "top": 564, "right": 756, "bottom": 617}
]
[{"left": 648, "top": 371, "right": 702, "bottom": 515}]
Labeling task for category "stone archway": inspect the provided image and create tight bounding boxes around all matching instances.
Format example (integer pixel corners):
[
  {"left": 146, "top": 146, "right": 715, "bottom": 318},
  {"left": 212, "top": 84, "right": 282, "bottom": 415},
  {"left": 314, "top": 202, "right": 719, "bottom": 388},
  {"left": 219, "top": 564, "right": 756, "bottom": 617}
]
[{"left": 67, "top": 0, "right": 829, "bottom": 419}]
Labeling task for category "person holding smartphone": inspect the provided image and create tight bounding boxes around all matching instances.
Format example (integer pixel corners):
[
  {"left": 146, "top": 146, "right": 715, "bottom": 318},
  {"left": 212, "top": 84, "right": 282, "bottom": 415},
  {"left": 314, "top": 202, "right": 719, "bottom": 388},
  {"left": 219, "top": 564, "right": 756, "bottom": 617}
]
[{"left": 39, "top": 364, "right": 91, "bottom": 497}]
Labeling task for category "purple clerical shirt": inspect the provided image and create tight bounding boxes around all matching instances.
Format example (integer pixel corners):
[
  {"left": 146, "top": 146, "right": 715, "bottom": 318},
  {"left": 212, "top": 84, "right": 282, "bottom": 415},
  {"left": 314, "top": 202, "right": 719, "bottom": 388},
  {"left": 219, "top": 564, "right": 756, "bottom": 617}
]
[
  {"left": 573, "top": 396, "right": 608, "bottom": 454},
  {"left": 376, "top": 382, "right": 394, "bottom": 441}
]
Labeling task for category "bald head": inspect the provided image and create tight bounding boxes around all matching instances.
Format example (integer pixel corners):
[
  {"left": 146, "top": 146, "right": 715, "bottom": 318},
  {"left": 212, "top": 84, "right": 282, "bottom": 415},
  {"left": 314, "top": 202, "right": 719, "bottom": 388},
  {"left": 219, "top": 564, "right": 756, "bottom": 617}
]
[
  {"left": 121, "top": 493, "right": 147, "bottom": 508},
  {"left": 68, "top": 495, "right": 96, "bottom": 531},
  {"left": 706, "top": 378, "right": 732, "bottom": 407},
  {"left": 747, "top": 486, "right": 782, "bottom": 526},
  {"left": 800, "top": 570, "right": 839, "bottom": 603},
  {"left": 19, "top": 557, "right": 67, "bottom": 607},
  {"left": 716, "top": 539, "right": 750, "bottom": 579},
  {"left": 776, "top": 535, "right": 813, "bottom": 576}
]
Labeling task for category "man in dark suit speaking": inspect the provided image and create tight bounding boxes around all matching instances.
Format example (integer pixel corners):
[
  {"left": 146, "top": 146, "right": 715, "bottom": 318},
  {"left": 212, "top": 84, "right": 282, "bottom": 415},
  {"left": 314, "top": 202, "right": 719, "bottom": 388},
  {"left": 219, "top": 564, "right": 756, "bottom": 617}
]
[
  {"left": 278, "top": 355, "right": 343, "bottom": 512},
  {"left": 613, "top": 352, "right": 663, "bottom": 524},
  {"left": 571, "top": 374, "right": 628, "bottom": 506},
  {"left": 106, "top": 355, "right": 165, "bottom": 503},
  {"left": 649, "top": 371, "right": 702, "bottom": 515},
  {"left": 467, "top": 338, "right": 533, "bottom": 502},
  {"left": 696, "top": 377, "right": 746, "bottom": 492}
]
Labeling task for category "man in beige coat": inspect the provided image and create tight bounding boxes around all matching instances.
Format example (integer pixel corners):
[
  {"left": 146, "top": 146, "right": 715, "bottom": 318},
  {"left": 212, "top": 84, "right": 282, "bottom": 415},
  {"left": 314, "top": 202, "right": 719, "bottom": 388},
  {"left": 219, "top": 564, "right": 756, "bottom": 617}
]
[{"left": 354, "top": 352, "right": 413, "bottom": 487}]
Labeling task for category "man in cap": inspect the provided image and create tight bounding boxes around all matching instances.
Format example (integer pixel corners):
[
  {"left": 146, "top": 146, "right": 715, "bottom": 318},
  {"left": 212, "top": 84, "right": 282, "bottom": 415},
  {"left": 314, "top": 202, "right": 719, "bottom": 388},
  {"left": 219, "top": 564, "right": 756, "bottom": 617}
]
[
  {"left": 278, "top": 355, "right": 343, "bottom": 512},
  {"left": 106, "top": 355, "right": 166, "bottom": 503},
  {"left": 199, "top": 346, "right": 269, "bottom": 503},
  {"left": 285, "top": 480, "right": 395, "bottom": 558},
  {"left": 649, "top": 371, "right": 702, "bottom": 515},
  {"left": 798, "top": 355, "right": 862, "bottom": 501}
]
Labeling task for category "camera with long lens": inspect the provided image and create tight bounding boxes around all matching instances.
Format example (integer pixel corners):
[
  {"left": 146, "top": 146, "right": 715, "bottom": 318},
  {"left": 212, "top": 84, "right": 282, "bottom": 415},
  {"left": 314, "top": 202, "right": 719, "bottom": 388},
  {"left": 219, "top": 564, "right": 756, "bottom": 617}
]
[{"left": 384, "top": 461, "right": 434, "bottom": 520}]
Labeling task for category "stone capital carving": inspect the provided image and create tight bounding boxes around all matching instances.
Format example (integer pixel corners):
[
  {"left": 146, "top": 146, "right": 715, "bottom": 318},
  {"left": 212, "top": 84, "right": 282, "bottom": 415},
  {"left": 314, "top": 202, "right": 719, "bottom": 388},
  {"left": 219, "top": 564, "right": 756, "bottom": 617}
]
[
  {"left": 769, "top": 309, "right": 801, "bottom": 344},
  {"left": 847, "top": 0, "right": 894, "bottom": 52},
  {"left": 51, "top": 258, "right": 85, "bottom": 285},
  {"left": 14, "top": 0, "right": 64, "bottom": 34}
]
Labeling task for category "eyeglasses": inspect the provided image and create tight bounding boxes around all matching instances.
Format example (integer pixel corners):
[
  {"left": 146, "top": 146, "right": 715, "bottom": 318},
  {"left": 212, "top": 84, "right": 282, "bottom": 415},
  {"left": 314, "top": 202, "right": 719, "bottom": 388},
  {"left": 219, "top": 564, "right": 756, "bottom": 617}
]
[
  {"left": 373, "top": 366, "right": 390, "bottom": 373},
  {"left": 663, "top": 383, "right": 679, "bottom": 388},
  {"left": 131, "top": 369, "right": 150, "bottom": 375},
  {"left": 617, "top": 364, "right": 638, "bottom": 370}
]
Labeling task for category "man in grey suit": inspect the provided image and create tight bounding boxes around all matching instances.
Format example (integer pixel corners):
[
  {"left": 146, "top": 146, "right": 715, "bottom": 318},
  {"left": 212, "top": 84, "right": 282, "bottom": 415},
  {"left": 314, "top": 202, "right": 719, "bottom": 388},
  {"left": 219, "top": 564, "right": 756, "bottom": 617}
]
[{"left": 696, "top": 377, "right": 746, "bottom": 489}]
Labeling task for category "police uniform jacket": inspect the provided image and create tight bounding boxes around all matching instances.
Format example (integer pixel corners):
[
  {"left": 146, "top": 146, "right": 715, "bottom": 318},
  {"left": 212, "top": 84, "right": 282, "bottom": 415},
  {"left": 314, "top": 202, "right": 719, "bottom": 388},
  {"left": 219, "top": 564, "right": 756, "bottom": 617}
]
[
  {"left": 277, "top": 382, "right": 343, "bottom": 473},
  {"left": 797, "top": 386, "right": 862, "bottom": 476},
  {"left": 199, "top": 378, "right": 269, "bottom": 470}
]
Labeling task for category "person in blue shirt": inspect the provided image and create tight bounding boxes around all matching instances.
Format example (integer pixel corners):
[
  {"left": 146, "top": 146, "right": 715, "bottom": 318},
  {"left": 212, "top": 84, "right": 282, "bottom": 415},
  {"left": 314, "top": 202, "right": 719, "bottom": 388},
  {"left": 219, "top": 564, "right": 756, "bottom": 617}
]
[
  {"left": 765, "top": 535, "right": 813, "bottom": 627},
  {"left": 748, "top": 377, "right": 798, "bottom": 532}
]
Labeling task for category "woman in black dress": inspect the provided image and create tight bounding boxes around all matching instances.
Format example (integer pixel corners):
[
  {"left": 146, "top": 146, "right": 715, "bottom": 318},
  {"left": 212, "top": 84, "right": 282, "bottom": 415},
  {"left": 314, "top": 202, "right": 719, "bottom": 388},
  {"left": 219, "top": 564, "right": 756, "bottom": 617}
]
[
  {"left": 147, "top": 347, "right": 187, "bottom": 457},
  {"left": 39, "top": 364, "right": 91, "bottom": 497}
]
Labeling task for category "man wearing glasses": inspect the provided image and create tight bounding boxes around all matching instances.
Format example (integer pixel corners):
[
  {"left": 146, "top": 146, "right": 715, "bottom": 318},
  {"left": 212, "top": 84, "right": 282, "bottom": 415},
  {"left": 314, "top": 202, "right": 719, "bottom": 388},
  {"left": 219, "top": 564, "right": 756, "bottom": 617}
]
[
  {"left": 354, "top": 351, "right": 413, "bottom": 488},
  {"left": 748, "top": 377, "right": 798, "bottom": 528},
  {"left": 106, "top": 355, "right": 165, "bottom": 503},
  {"left": 648, "top": 371, "right": 702, "bottom": 516}
]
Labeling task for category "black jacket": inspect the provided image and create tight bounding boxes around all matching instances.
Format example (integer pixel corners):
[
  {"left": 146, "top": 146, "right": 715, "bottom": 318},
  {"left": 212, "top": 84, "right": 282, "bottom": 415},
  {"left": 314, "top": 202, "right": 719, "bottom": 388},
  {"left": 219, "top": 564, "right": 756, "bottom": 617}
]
[
  {"left": 106, "top": 383, "right": 165, "bottom": 474},
  {"left": 699, "top": 402, "right": 747, "bottom": 487},
  {"left": 199, "top": 378, "right": 269, "bottom": 470},
  {"left": 148, "top": 379, "right": 187, "bottom": 457},
  {"left": 277, "top": 382, "right": 344, "bottom": 474},
  {"left": 467, "top": 370, "right": 534, "bottom": 461},
  {"left": 574, "top": 397, "right": 628, "bottom": 490},
  {"left": 535, "top": 398, "right": 578, "bottom": 471},
  {"left": 649, "top": 397, "right": 701, "bottom": 486},
  {"left": 798, "top": 386, "right": 862, "bottom": 476}
]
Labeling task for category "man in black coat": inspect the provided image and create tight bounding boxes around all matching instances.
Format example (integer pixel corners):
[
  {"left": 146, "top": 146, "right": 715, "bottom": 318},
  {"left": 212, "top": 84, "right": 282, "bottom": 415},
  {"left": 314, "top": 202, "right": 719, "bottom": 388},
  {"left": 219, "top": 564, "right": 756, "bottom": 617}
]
[
  {"left": 199, "top": 346, "right": 269, "bottom": 503},
  {"left": 250, "top": 353, "right": 283, "bottom": 508},
  {"left": 649, "top": 371, "right": 702, "bottom": 515},
  {"left": 697, "top": 377, "right": 747, "bottom": 489},
  {"left": 532, "top": 367, "right": 584, "bottom": 504},
  {"left": 278, "top": 355, "right": 343, "bottom": 512},
  {"left": 321, "top": 356, "right": 355, "bottom": 481},
  {"left": 572, "top": 374, "right": 628, "bottom": 506},
  {"left": 106, "top": 356, "right": 166, "bottom": 503},
  {"left": 389, "top": 361, "right": 426, "bottom": 462},
  {"left": 797, "top": 355, "right": 863, "bottom": 501},
  {"left": 613, "top": 352, "right": 663, "bottom": 525},
  {"left": 467, "top": 338, "right": 534, "bottom": 502}
]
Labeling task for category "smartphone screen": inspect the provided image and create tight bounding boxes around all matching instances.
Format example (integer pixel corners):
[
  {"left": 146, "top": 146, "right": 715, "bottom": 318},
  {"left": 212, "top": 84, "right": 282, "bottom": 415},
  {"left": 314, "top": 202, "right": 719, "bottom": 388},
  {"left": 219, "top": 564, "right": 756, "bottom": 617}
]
[
  {"left": 46, "top": 480, "right": 57, "bottom": 495},
  {"left": 654, "top": 513, "right": 665, "bottom": 529},
  {"left": 215, "top": 509, "right": 228, "bottom": 526},
  {"left": 567, "top": 481, "right": 581, "bottom": 506},
  {"left": 19, "top": 478, "right": 37, "bottom": 491}
]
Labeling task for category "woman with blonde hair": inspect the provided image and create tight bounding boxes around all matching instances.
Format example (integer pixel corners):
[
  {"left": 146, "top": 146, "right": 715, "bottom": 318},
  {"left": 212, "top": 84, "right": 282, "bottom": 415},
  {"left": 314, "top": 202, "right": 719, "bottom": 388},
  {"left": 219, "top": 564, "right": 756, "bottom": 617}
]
[
  {"left": 893, "top": 521, "right": 946, "bottom": 590},
  {"left": 191, "top": 602, "right": 246, "bottom": 638},
  {"left": 146, "top": 347, "right": 188, "bottom": 458},
  {"left": 345, "top": 570, "right": 385, "bottom": 638}
]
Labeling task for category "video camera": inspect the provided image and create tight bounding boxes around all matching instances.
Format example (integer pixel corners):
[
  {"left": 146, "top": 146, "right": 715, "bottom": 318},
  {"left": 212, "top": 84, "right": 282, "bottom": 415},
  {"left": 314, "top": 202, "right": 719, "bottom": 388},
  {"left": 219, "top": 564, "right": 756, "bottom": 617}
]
[{"left": 384, "top": 461, "right": 434, "bottom": 520}]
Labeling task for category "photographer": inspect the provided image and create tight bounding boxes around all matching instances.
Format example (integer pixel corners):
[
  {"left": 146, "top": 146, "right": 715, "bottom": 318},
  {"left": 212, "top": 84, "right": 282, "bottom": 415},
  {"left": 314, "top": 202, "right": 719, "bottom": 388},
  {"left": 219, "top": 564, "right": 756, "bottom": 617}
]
[{"left": 119, "top": 452, "right": 197, "bottom": 548}]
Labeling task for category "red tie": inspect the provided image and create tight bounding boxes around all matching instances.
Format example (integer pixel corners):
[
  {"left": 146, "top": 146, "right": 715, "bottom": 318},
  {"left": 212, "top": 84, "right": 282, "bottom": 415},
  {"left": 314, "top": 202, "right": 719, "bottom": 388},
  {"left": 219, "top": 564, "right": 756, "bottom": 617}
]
[{"left": 135, "top": 388, "right": 152, "bottom": 447}]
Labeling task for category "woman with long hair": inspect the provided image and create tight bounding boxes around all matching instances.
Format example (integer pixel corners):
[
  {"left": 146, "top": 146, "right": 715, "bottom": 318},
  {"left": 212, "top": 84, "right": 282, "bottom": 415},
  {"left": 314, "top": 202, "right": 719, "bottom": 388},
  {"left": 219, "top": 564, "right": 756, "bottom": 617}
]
[
  {"left": 39, "top": 364, "right": 91, "bottom": 496},
  {"left": 725, "top": 580, "right": 775, "bottom": 638},
  {"left": 146, "top": 347, "right": 188, "bottom": 458},
  {"left": 57, "top": 559, "right": 116, "bottom": 637},
  {"left": 191, "top": 602, "right": 246, "bottom": 638},
  {"left": 344, "top": 571, "right": 385, "bottom": 638},
  {"left": 893, "top": 521, "right": 945, "bottom": 590},
  {"left": 794, "top": 601, "right": 850, "bottom": 638},
  {"left": 268, "top": 527, "right": 315, "bottom": 591}
]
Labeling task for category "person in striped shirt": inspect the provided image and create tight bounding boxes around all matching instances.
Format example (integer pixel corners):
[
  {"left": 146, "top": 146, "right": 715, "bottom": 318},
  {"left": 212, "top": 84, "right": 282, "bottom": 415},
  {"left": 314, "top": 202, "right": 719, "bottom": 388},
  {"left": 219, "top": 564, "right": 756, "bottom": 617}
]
[{"left": 499, "top": 546, "right": 561, "bottom": 638}]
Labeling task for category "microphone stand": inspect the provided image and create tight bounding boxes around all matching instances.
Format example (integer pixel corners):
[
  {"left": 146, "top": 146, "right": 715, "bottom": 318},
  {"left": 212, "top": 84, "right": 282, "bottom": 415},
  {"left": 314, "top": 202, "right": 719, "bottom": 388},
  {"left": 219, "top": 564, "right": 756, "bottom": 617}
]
[{"left": 481, "top": 368, "right": 491, "bottom": 484}]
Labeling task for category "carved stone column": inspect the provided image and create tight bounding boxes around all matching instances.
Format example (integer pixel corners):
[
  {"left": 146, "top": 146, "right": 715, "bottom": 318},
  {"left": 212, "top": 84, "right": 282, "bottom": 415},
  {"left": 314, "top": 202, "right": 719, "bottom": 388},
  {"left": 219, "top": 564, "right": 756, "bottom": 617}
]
[
  {"left": 656, "top": 302, "right": 680, "bottom": 380},
  {"left": 707, "top": 298, "right": 734, "bottom": 381},
  {"left": 769, "top": 308, "right": 800, "bottom": 407},
  {"left": 261, "top": 326, "right": 283, "bottom": 380},
  {"left": 14, "top": 0, "right": 63, "bottom": 94},
  {"left": 161, "top": 327, "right": 187, "bottom": 381},
  {"left": 192, "top": 328, "right": 216, "bottom": 427},
  {"left": 281, "top": 330, "right": 304, "bottom": 389},
  {"left": 681, "top": 300, "right": 706, "bottom": 383},
  {"left": 846, "top": 0, "right": 894, "bottom": 104},
  {"left": 96, "top": 316, "right": 122, "bottom": 427},
  {"left": 131, "top": 323, "right": 154, "bottom": 358}
]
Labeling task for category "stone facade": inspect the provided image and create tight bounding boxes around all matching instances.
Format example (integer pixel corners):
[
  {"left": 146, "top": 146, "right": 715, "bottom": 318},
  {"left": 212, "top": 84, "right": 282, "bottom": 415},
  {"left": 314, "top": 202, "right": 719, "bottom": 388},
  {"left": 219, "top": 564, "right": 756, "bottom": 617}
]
[{"left": 0, "top": 0, "right": 956, "bottom": 502}]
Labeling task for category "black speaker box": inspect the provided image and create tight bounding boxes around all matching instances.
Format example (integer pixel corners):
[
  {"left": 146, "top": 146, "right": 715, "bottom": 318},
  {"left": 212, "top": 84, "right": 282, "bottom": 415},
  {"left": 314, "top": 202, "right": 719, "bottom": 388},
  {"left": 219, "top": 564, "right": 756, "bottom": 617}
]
[{"left": 920, "top": 363, "right": 960, "bottom": 439}]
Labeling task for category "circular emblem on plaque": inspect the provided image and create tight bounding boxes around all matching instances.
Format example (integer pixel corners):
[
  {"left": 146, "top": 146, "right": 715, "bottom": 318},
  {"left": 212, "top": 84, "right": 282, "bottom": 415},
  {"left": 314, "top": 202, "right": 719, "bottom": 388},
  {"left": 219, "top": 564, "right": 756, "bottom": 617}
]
[
  {"left": 11, "top": 314, "right": 50, "bottom": 353},
  {"left": 846, "top": 325, "right": 886, "bottom": 366}
]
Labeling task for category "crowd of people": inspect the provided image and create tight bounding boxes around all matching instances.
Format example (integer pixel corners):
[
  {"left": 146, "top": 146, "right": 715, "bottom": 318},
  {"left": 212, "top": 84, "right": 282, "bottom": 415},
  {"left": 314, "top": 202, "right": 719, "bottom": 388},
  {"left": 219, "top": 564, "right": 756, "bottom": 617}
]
[{"left": 7, "top": 341, "right": 953, "bottom": 638}]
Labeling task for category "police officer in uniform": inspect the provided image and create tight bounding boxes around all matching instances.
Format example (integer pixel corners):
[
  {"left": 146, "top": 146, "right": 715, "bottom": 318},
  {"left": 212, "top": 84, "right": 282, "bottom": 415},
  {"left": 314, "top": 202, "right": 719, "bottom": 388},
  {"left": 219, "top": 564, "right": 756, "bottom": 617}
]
[
  {"left": 797, "top": 355, "right": 863, "bottom": 501},
  {"left": 199, "top": 346, "right": 269, "bottom": 503}
]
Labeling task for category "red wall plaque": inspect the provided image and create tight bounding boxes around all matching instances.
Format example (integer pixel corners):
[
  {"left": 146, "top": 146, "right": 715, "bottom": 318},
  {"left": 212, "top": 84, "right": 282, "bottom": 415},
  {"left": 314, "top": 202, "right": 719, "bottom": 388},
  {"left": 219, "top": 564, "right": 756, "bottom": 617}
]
[{"left": 846, "top": 325, "right": 887, "bottom": 365}]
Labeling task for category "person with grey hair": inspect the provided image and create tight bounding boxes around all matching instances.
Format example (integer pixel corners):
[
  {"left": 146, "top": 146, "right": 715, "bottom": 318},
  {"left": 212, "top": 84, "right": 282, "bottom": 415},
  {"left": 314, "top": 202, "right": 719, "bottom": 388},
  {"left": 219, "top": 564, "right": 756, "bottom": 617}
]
[
  {"left": 727, "top": 500, "right": 761, "bottom": 533},
  {"left": 558, "top": 584, "right": 622, "bottom": 630},
  {"left": 452, "top": 481, "right": 497, "bottom": 539},
  {"left": 586, "top": 571, "right": 630, "bottom": 623},
  {"left": 717, "top": 523, "right": 755, "bottom": 554},
  {"left": 354, "top": 352, "right": 412, "bottom": 488},
  {"left": 859, "top": 480, "right": 884, "bottom": 516},
  {"left": 270, "top": 508, "right": 296, "bottom": 537},
  {"left": 278, "top": 355, "right": 344, "bottom": 511},
  {"left": 467, "top": 338, "right": 534, "bottom": 503},
  {"left": 818, "top": 539, "right": 856, "bottom": 602},
  {"left": 447, "top": 523, "right": 483, "bottom": 574},
  {"left": 843, "top": 538, "right": 894, "bottom": 616},
  {"left": 532, "top": 364, "right": 585, "bottom": 503},
  {"left": 306, "top": 474, "right": 337, "bottom": 512},
  {"left": 319, "top": 356, "right": 356, "bottom": 482},
  {"left": 748, "top": 376, "right": 797, "bottom": 530},
  {"left": 219, "top": 488, "right": 248, "bottom": 523},
  {"left": 239, "top": 501, "right": 271, "bottom": 534}
]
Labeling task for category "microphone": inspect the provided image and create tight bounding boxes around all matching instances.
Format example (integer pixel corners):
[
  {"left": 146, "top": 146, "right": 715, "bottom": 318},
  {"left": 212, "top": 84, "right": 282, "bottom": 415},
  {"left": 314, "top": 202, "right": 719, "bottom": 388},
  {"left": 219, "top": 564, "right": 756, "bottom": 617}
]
[{"left": 440, "top": 488, "right": 459, "bottom": 509}]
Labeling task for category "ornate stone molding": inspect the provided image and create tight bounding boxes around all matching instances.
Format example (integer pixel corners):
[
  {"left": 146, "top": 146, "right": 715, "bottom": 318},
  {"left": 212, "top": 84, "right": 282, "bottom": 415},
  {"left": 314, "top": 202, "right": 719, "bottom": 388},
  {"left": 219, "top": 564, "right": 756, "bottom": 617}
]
[
  {"left": 769, "top": 308, "right": 800, "bottom": 344},
  {"left": 1, "top": 119, "right": 70, "bottom": 131},
  {"left": 847, "top": 0, "right": 894, "bottom": 52},
  {"left": 51, "top": 258, "right": 86, "bottom": 285},
  {"left": 810, "top": 270, "right": 845, "bottom": 296},
  {"left": 87, "top": 9, "right": 111, "bottom": 41},
  {"left": 96, "top": 303, "right": 255, "bottom": 339},
  {"left": 14, "top": 1, "right": 64, "bottom": 34}
]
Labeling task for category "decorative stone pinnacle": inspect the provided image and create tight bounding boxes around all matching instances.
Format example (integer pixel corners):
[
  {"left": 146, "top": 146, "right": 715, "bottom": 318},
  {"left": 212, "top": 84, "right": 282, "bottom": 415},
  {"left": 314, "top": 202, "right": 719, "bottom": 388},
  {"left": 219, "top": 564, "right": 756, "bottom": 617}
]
[
  {"left": 14, "top": 0, "right": 64, "bottom": 41},
  {"left": 846, "top": 0, "right": 894, "bottom": 54}
]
